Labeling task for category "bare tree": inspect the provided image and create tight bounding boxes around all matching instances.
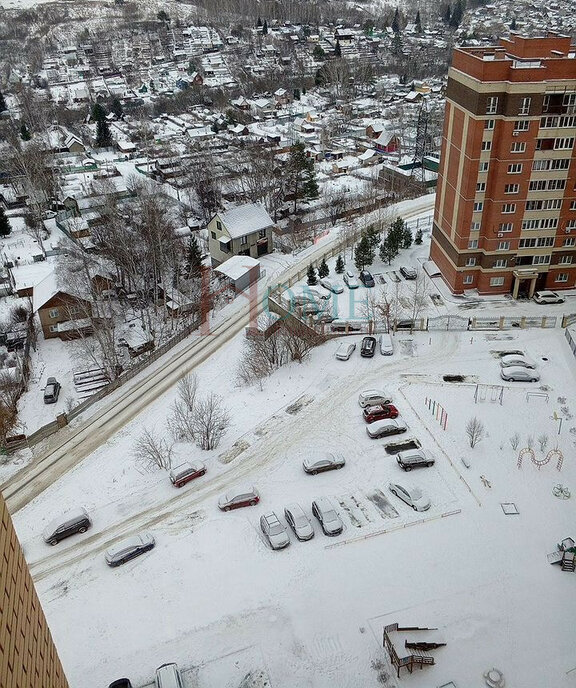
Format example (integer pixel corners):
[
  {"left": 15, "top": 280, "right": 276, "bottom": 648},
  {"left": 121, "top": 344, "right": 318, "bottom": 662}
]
[
  {"left": 191, "top": 392, "right": 230, "bottom": 450},
  {"left": 537, "top": 434, "right": 549, "bottom": 453},
  {"left": 134, "top": 428, "right": 174, "bottom": 472},
  {"left": 466, "top": 417, "right": 485, "bottom": 448},
  {"left": 405, "top": 273, "right": 429, "bottom": 332},
  {"left": 325, "top": 189, "right": 348, "bottom": 226},
  {"left": 509, "top": 432, "right": 520, "bottom": 450},
  {"left": 167, "top": 373, "right": 199, "bottom": 441}
]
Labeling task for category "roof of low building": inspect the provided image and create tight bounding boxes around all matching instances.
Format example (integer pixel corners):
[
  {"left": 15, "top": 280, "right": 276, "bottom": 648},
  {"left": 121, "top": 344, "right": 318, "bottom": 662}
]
[{"left": 215, "top": 255, "right": 260, "bottom": 280}]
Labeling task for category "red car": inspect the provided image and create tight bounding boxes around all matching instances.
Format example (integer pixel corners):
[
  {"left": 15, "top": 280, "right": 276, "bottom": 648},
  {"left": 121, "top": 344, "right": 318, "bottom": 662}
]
[{"left": 363, "top": 404, "right": 399, "bottom": 423}]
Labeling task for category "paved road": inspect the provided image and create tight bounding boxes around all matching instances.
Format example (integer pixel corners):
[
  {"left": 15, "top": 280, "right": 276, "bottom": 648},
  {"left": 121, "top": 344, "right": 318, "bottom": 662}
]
[{"left": 1, "top": 194, "right": 435, "bottom": 513}]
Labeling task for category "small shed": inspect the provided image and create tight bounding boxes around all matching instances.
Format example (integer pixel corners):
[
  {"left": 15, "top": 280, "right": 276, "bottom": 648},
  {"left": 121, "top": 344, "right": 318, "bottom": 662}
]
[{"left": 215, "top": 255, "right": 260, "bottom": 293}]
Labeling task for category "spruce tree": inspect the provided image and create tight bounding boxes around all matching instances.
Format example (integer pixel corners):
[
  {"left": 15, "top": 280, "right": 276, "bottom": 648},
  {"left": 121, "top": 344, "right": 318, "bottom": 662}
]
[
  {"left": 92, "top": 102, "right": 106, "bottom": 122},
  {"left": 364, "top": 224, "right": 381, "bottom": 249},
  {"left": 313, "top": 45, "right": 325, "bottom": 60},
  {"left": 257, "top": 16, "right": 262, "bottom": 27},
  {"left": 96, "top": 118, "right": 113, "bottom": 147},
  {"left": 354, "top": 236, "right": 375, "bottom": 272},
  {"left": 392, "top": 8, "right": 401, "bottom": 33},
  {"left": 335, "top": 255, "right": 345, "bottom": 274},
  {"left": 307, "top": 264, "right": 317, "bottom": 285},
  {"left": 334, "top": 39, "right": 342, "bottom": 57},
  {"left": 318, "top": 257, "right": 329, "bottom": 278},
  {"left": 20, "top": 123, "right": 31, "bottom": 141},
  {"left": 293, "top": 88, "right": 301, "bottom": 100},
  {"left": 414, "top": 228, "right": 423, "bottom": 245},
  {"left": 449, "top": 0, "right": 463, "bottom": 28},
  {"left": 0, "top": 89, "right": 7, "bottom": 113},
  {"left": 0, "top": 207, "right": 12, "bottom": 237},
  {"left": 185, "top": 235, "right": 203, "bottom": 277},
  {"left": 262, "top": 20, "right": 268, "bottom": 35},
  {"left": 110, "top": 98, "right": 123, "bottom": 119},
  {"left": 415, "top": 10, "right": 422, "bottom": 33},
  {"left": 443, "top": 4, "right": 452, "bottom": 23},
  {"left": 402, "top": 227, "right": 413, "bottom": 249},
  {"left": 287, "top": 142, "right": 319, "bottom": 212}
]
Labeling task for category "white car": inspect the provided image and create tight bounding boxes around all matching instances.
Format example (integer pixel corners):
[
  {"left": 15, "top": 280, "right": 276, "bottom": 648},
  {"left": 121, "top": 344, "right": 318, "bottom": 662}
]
[
  {"left": 343, "top": 271, "right": 359, "bottom": 289},
  {"left": 358, "top": 389, "right": 393, "bottom": 407},
  {"left": 533, "top": 290, "right": 564, "bottom": 304},
  {"left": 500, "top": 366, "right": 540, "bottom": 382},
  {"left": 388, "top": 482, "right": 431, "bottom": 511},
  {"left": 378, "top": 333, "right": 394, "bottom": 356},
  {"left": 320, "top": 278, "right": 344, "bottom": 294},
  {"left": 260, "top": 512, "right": 290, "bottom": 550},
  {"left": 366, "top": 418, "right": 407, "bottom": 439},
  {"left": 105, "top": 532, "right": 155, "bottom": 567},
  {"left": 284, "top": 503, "right": 314, "bottom": 541},
  {"left": 500, "top": 354, "right": 536, "bottom": 369},
  {"left": 336, "top": 342, "right": 356, "bottom": 360}
]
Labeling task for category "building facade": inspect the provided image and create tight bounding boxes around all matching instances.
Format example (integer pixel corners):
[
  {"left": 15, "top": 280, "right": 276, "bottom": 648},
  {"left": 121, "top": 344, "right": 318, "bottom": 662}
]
[
  {"left": 0, "top": 494, "right": 69, "bottom": 688},
  {"left": 430, "top": 33, "right": 576, "bottom": 296},
  {"left": 207, "top": 203, "right": 274, "bottom": 267}
]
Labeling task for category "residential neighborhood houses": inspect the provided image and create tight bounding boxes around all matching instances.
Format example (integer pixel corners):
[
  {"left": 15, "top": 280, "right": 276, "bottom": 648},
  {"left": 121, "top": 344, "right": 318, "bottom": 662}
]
[{"left": 1, "top": 0, "right": 576, "bottom": 687}]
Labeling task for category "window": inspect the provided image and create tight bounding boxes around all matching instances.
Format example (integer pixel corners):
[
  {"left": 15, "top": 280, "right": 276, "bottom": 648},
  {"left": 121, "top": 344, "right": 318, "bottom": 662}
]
[
  {"left": 551, "top": 158, "right": 570, "bottom": 170},
  {"left": 563, "top": 237, "right": 576, "bottom": 247},
  {"left": 468, "top": 239, "right": 479, "bottom": 249},
  {"left": 470, "top": 222, "right": 481, "bottom": 232},
  {"left": 476, "top": 182, "right": 486, "bottom": 192},
  {"left": 514, "top": 120, "right": 530, "bottom": 131},
  {"left": 519, "top": 97, "right": 531, "bottom": 115},
  {"left": 541, "top": 218, "right": 558, "bottom": 229},
  {"left": 210, "top": 231, "right": 216, "bottom": 239},
  {"left": 554, "top": 137, "right": 574, "bottom": 150},
  {"left": 240, "top": 235, "right": 248, "bottom": 245},
  {"left": 511, "top": 142, "right": 526, "bottom": 153},
  {"left": 519, "top": 238, "right": 537, "bottom": 248},
  {"left": 49, "top": 324, "right": 58, "bottom": 333},
  {"left": 563, "top": 93, "right": 576, "bottom": 110},
  {"left": 498, "top": 222, "right": 513, "bottom": 232},
  {"left": 525, "top": 199, "right": 562, "bottom": 211},
  {"left": 463, "top": 275, "right": 474, "bottom": 285},
  {"left": 560, "top": 115, "right": 576, "bottom": 128},
  {"left": 508, "top": 163, "right": 522, "bottom": 174},
  {"left": 533, "top": 255, "right": 551, "bottom": 265},
  {"left": 502, "top": 203, "right": 516, "bottom": 214},
  {"left": 216, "top": 220, "right": 222, "bottom": 230},
  {"left": 258, "top": 229, "right": 267, "bottom": 238},
  {"left": 570, "top": 201, "right": 576, "bottom": 210},
  {"left": 566, "top": 219, "right": 576, "bottom": 229},
  {"left": 543, "top": 94, "right": 550, "bottom": 112},
  {"left": 556, "top": 273, "right": 569, "bottom": 282},
  {"left": 522, "top": 219, "right": 539, "bottom": 230},
  {"left": 490, "top": 277, "right": 505, "bottom": 287},
  {"left": 559, "top": 255, "right": 573, "bottom": 265},
  {"left": 497, "top": 241, "right": 510, "bottom": 250},
  {"left": 494, "top": 259, "right": 508, "bottom": 268},
  {"left": 481, "top": 141, "right": 492, "bottom": 151},
  {"left": 528, "top": 180, "right": 546, "bottom": 192},
  {"left": 48, "top": 308, "right": 59, "bottom": 318},
  {"left": 504, "top": 184, "right": 519, "bottom": 194},
  {"left": 479, "top": 161, "right": 490, "bottom": 172},
  {"left": 486, "top": 96, "right": 498, "bottom": 114},
  {"left": 548, "top": 179, "right": 566, "bottom": 191},
  {"left": 473, "top": 202, "right": 483, "bottom": 212},
  {"left": 532, "top": 159, "right": 549, "bottom": 171},
  {"left": 466, "top": 257, "right": 476, "bottom": 266},
  {"left": 485, "top": 119, "right": 495, "bottom": 130},
  {"left": 540, "top": 116, "right": 559, "bottom": 128}
]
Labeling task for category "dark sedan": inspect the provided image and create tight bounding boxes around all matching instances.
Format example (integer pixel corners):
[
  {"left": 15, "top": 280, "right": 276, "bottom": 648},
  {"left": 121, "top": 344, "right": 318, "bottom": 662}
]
[{"left": 360, "top": 336, "right": 376, "bottom": 357}]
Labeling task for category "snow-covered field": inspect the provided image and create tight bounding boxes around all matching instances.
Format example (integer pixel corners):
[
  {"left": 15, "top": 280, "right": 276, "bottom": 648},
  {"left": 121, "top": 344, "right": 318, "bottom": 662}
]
[{"left": 11, "top": 316, "right": 576, "bottom": 687}]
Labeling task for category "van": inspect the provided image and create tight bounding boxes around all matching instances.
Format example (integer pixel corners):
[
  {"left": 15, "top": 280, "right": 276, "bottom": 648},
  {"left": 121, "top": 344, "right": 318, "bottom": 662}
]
[
  {"left": 155, "top": 663, "right": 183, "bottom": 688},
  {"left": 42, "top": 507, "right": 92, "bottom": 546},
  {"left": 169, "top": 460, "right": 206, "bottom": 488}
]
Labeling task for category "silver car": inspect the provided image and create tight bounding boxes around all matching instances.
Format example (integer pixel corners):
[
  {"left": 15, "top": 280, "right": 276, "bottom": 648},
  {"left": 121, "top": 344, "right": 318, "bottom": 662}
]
[
  {"left": 260, "top": 512, "right": 290, "bottom": 550},
  {"left": 366, "top": 418, "right": 407, "bottom": 439},
  {"left": 388, "top": 482, "right": 431, "bottom": 511},
  {"left": 311, "top": 497, "right": 343, "bottom": 536},
  {"left": 358, "top": 389, "right": 393, "bottom": 407},
  {"left": 336, "top": 342, "right": 356, "bottom": 360},
  {"left": 284, "top": 503, "right": 314, "bottom": 541},
  {"left": 320, "top": 278, "right": 344, "bottom": 294},
  {"left": 303, "top": 453, "right": 346, "bottom": 474},
  {"left": 500, "top": 354, "right": 536, "bottom": 369},
  {"left": 105, "top": 533, "right": 155, "bottom": 567},
  {"left": 500, "top": 366, "right": 540, "bottom": 382},
  {"left": 378, "top": 333, "right": 394, "bottom": 355},
  {"left": 343, "top": 271, "right": 359, "bottom": 289}
]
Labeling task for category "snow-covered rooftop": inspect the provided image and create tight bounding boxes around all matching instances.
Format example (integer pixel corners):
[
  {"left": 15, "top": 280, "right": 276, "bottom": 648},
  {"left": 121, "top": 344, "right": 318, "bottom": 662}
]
[
  {"left": 217, "top": 204, "right": 274, "bottom": 239},
  {"left": 215, "top": 255, "right": 260, "bottom": 280}
]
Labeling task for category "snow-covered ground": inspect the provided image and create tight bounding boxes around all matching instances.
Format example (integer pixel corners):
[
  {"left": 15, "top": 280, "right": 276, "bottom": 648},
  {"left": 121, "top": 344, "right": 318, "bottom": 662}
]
[{"left": 11, "top": 316, "right": 576, "bottom": 687}]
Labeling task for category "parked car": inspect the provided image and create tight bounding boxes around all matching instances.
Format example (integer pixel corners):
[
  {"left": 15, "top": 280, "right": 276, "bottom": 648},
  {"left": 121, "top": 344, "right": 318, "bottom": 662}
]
[
  {"left": 335, "top": 342, "right": 356, "bottom": 360},
  {"left": 169, "top": 460, "right": 206, "bottom": 488},
  {"left": 500, "top": 354, "right": 536, "bottom": 369},
  {"left": 312, "top": 310, "right": 335, "bottom": 324},
  {"left": 378, "top": 333, "right": 394, "bottom": 356},
  {"left": 155, "top": 663, "right": 183, "bottom": 688},
  {"left": 363, "top": 404, "right": 399, "bottom": 423},
  {"left": 400, "top": 266, "right": 417, "bottom": 280},
  {"left": 307, "top": 286, "right": 331, "bottom": 301},
  {"left": 360, "top": 336, "right": 376, "bottom": 357},
  {"left": 330, "top": 319, "right": 362, "bottom": 332},
  {"left": 500, "top": 366, "right": 540, "bottom": 382},
  {"left": 358, "top": 389, "right": 393, "bottom": 407},
  {"left": 388, "top": 482, "right": 431, "bottom": 511},
  {"left": 311, "top": 497, "right": 343, "bottom": 536},
  {"left": 300, "top": 302, "right": 321, "bottom": 315},
  {"left": 260, "top": 512, "right": 290, "bottom": 550},
  {"left": 320, "top": 278, "right": 344, "bottom": 294},
  {"left": 42, "top": 507, "right": 92, "bottom": 546},
  {"left": 218, "top": 486, "right": 260, "bottom": 511},
  {"left": 533, "top": 290, "right": 565, "bottom": 304},
  {"left": 343, "top": 271, "right": 359, "bottom": 289},
  {"left": 303, "top": 453, "right": 346, "bottom": 474},
  {"left": 366, "top": 418, "right": 407, "bottom": 439},
  {"left": 44, "top": 377, "right": 61, "bottom": 404},
  {"left": 359, "top": 270, "right": 375, "bottom": 287},
  {"left": 396, "top": 448, "right": 435, "bottom": 471},
  {"left": 108, "top": 680, "right": 132, "bottom": 688},
  {"left": 105, "top": 533, "right": 155, "bottom": 567},
  {"left": 284, "top": 503, "right": 314, "bottom": 541}
]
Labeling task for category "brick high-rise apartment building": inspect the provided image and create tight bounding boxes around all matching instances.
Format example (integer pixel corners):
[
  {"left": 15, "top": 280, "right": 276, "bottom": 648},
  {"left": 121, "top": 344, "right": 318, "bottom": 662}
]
[
  {"left": 1, "top": 493, "right": 69, "bottom": 688},
  {"left": 430, "top": 33, "right": 576, "bottom": 296}
]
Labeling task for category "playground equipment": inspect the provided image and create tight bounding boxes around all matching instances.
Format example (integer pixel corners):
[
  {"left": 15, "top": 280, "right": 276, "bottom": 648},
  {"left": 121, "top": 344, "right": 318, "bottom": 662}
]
[
  {"left": 517, "top": 447, "right": 563, "bottom": 471},
  {"left": 474, "top": 384, "right": 504, "bottom": 405},
  {"left": 424, "top": 397, "right": 448, "bottom": 430}
]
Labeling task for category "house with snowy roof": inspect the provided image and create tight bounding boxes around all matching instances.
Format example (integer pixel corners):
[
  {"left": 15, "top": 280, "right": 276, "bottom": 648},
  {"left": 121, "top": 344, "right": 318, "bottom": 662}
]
[
  {"left": 32, "top": 272, "right": 94, "bottom": 340},
  {"left": 207, "top": 203, "right": 274, "bottom": 267}
]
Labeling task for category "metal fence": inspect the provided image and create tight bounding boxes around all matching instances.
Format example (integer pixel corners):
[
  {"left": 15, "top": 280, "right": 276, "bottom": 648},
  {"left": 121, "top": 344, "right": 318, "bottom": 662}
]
[
  {"left": 566, "top": 327, "right": 576, "bottom": 358},
  {"left": 469, "top": 315, "right": 557, "bottom": 330}
]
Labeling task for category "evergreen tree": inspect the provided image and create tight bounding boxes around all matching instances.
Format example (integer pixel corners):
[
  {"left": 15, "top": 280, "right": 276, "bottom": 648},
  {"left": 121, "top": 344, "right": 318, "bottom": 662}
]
[
  {"left": 379, "top": 217, "right": 404, "bottom": 264},
  {"left": 262, "top": 20, "right": 268, "bottom": 35},
  {"left": 307, "top": 264, "right": 318, "bottom": 286},
  {"left": 402, "top": 227, "right": 413, "bottom": 249},
  {"left": 414, "top": 228, "right": 423, "bottom": 245},
  {"left": 293, "top": 88, "right": 301, "bottom": 101},
  {"left": 92, "top": 102, "right": 106, "bottom": 122},
  {"left": 302, "top": 85, "right": 306, "bottom": 96},
  {"left": 318, "top": 257, "right": 329, "bottom": 278},
  {"left": 364, "top": 224, "right": 381, "bottom": 249},
  {"left": 20, "top": 122, "right": 31, "bottom": 141},
  {"left": 287, "top": 142, "right": 319, "bottom": 212},
  {"left": 185, "top": 235, "right": 203, "bottom": 277},
  {"left": 391, "top": 8, "right": 401, "bottom": 33},
  {"left": 0, "top": 89, "right": 7, "bottom": 113},
  {"left": 354, "top": 236, "right": 375, "bottom": 271},
  {"left": 95, "top": 118, "right": 113, "bottom": 147},
  {"left": 334, "top": 39, "right": 342, "bottom": 57},
  {"left": 510, "top": 16, "right": 517, "bottom": 30},
  {"left": 0, "top": 207, "right": 12, "bottom": 237},
  {"left": 443, "top": 4, "right": 452, "bottom": 23},
  {"left": 257, "top": 16, "right": 262, "bottom": 27},
  {"left": 157, "top": 9, "right": 170, "bottom": 22},
  {"left": 335, "top": 255, "right": 345, "bottom": 274},
  {"left": 110, "top": 98, "right": 123, "bottom": 119},
  {"left": 313, "top": 44, "right": 325, "bottom": 60},
  {"left": 391, "top": 32, "right": 403, "bottom": 57},
  {"left": 415, "top": 10, "right": 422, "bottom": 33},
  {"left": 315, "top": 68, "right": 326, "bottom": 87},
  {"left": 449, "top": 0, "right": 463, "bottom": 27}
]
